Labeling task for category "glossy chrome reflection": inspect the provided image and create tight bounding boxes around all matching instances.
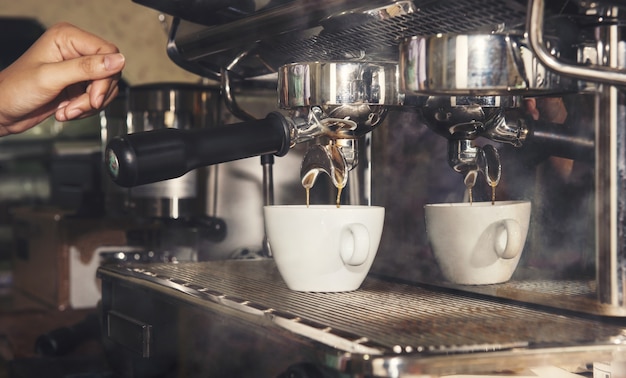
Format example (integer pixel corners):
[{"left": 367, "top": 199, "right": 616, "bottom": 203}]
[
  {"left": 279, "top": 61, "right": 400, "bottom": 129},
  {"left": 279, "top": 61, "right": 400, "bottom": 194},
  {"left": 400, "top": 33, "right": 577, "bottom": 96},
  {"left": 279, "top": 61, "right": 400, "bottom": 106}
]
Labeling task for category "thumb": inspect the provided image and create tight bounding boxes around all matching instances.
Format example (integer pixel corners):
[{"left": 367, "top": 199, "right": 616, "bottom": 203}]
[{"left": 45, "top": 53, "right": 125, "bottom": 89}]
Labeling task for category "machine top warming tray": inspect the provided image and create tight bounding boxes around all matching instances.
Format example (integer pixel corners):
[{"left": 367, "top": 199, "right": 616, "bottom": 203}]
[
  {"left": 164, "top": 0, "right": 531, "bottom": 79},
  {"left": 98, "top": 260, "right": 626, "bottom": 376}
]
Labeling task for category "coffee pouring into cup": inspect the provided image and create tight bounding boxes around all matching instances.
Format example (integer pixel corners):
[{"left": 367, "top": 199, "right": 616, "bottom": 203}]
[
  {"left": 399, "top": 33, "right": 592, "bottom": 287},
  {"left": 103, "top": 62, "right": 394, "bottom": 292}
]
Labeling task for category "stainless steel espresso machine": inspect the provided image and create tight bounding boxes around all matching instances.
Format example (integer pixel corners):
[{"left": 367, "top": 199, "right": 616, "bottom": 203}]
[{"left": 97, "top": 0, "right": 626, "bottom": 376}]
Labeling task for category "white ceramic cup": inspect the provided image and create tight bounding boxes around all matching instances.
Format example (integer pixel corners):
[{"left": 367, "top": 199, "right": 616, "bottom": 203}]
[
  {"left": 424, "top": 200, "right": 531, "bottom": 285},
  {"left": 264, "top": 205, "right": 385, "bottom": 292}
]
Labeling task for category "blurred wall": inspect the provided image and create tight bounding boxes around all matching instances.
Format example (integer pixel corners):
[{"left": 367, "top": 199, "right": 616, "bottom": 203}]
[{"left": 0, "top": 0, "right": 201, "bottom": 84}]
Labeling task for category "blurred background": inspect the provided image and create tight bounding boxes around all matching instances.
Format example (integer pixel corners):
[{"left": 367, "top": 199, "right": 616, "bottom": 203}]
[{"left": 0, "top": 0, "right": 199, "bottom": 84}]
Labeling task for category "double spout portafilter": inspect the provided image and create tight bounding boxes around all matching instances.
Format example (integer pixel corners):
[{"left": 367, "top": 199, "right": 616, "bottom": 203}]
[
  {"left": 417, "top": 95, "right": 594, "bottom": 191},
  {"left": 105, "top": 62, "right": 400, "bottom": 189},
  {"left": 400, "top": 32, "right": 594, "bottom": 189}
]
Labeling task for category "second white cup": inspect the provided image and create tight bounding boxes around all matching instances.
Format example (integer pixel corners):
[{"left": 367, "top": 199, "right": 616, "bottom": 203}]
[
  {"left": 264, "top": 205, "right": 385, "bottom": 292},
  {"left": 424, "top": 200, "right": 531, "bottom": 285}
]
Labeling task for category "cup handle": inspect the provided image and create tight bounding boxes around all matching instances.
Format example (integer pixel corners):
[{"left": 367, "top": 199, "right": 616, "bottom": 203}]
[
  {"left": 340, "top": 223, "right": 370, "bottom": 266},
  {"left": 494, "top": 219, "right": 523, "bottom": 259}
]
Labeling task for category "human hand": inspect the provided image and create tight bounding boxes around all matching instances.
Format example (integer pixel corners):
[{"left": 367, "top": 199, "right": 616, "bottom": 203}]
[
  {"left": 524, "top": 97, "right": 567, "bottom": 124},
  {"left": 0, "top": 22, "right": 125, "bottom": 136},
  {"left": 525, "top": 97, "right": 573, "bottom": 178}
]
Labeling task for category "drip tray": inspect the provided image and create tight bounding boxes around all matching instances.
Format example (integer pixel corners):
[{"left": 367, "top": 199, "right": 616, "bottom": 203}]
[
  {"left": 97, "top": 260, "right": 626, "bottom": 377},
  {"left": 435, "top": 277, "right": 623, "bottom": 317}
]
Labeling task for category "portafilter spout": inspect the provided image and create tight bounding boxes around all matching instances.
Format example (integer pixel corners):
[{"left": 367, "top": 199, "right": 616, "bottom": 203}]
[
  {"left": 301, "top": 143, "right": 349, "bottom": 191},
  {"left": 294, "top": 105, "right": 364, "bottom": 193},
  {"left": 456, "top": 142, "right": 502, "bottom": 195},
  {"left": 419, "top": 96, "right": 519, "bottom": 189}
]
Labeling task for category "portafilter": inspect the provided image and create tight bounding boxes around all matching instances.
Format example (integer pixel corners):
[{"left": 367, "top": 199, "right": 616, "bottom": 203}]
[
  {"left": 399, "top": 32, "right": 592, "bottom": 190},
  {"left": 104, "top": 62, "right": 401, "bottom": 191}
]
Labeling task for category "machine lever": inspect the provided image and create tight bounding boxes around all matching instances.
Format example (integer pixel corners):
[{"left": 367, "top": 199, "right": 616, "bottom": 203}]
[{"left": 105, "top": 112, "right": 292, "bottom": 187}]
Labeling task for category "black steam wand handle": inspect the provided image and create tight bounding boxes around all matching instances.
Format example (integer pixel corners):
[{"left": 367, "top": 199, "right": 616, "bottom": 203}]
[{"left": 105, "top": 111, "right": 292, "bottom": 187}]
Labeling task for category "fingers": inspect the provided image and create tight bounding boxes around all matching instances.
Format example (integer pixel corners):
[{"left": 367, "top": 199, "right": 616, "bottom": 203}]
[
  {"left": 44, "top": 52, "right": 125, "bottom": 91},
  {"left": 55, "top": 80, "right": 120, "bottom": 122},
  {"left": 536, "top": 97, "right": 567, "bottom": 124},
  {"left": 89, "top": 72, "right": 122, "bottom": 109},
  {"left": 524, "top": 98, "right": 540, "bottom": 121},
  {"left": 46, "top": 22, "right": 119, "bottom": 58},
  {"left": 0, "top": 22, "right": 126, "bottom": 134},
  {"left": 29, "top": 22, "right": 124, "bottom": 107},
  {"left": 43, "top": 52, "right": 124, "bottom": 122}
]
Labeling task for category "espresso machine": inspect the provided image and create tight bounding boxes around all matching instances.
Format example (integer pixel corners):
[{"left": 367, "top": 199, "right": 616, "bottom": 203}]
[{"left": 97, "top": 0, "right": 626, "bottom": 376}]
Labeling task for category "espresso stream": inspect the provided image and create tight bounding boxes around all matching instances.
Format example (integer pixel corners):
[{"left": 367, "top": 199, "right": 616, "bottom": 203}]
[
  {"left": 466, "top": 181, "right": 498, "bottom": 205},
  {"left": 304, "top": 175, "right": 494, "bottom": 208},
  {"left": 304, "top": 172, "right": 494, "bottom": 208},
  {"left": 304, "top": 186, "right": 344, "bottom": 208},
  {"left": 302, "top": 163, "right": 346, "bottom": 208}
]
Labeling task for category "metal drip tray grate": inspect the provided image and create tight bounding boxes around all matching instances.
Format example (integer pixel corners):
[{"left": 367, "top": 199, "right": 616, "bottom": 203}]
[
  {"left": 435, "top": 276, "right": 625, "bottom": 316},
  {"left": 98, "top": 260, "right": 626, "bottom": 371},
  {"left": 498, "top": 280, "right": 595, "bottom": 296}
]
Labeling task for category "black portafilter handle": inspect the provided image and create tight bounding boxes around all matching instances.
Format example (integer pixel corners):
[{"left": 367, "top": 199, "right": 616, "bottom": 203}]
[{"left": 105, "top": 112, "right": 292, "bottom": 187}]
